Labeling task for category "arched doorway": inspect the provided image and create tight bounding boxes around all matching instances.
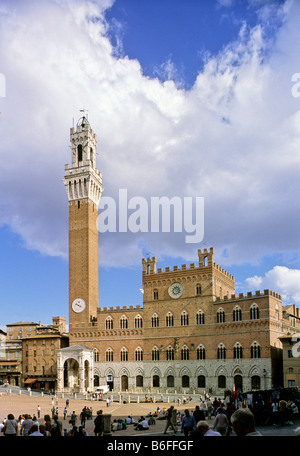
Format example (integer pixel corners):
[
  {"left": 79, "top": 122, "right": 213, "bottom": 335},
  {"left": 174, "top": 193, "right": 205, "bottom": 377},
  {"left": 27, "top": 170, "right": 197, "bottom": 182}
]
[
  {"left": 64, "top": 358, "right": 79, "bottom": 389},
  {"left": 234, "top": 375, "right": 243, "bottom": 392}
]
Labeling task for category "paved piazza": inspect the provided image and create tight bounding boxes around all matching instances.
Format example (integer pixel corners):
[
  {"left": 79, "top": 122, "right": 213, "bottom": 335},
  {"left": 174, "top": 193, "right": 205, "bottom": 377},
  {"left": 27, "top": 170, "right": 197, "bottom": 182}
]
[{"left": 0, "top": 389, "right": 299, "bottom": 437}]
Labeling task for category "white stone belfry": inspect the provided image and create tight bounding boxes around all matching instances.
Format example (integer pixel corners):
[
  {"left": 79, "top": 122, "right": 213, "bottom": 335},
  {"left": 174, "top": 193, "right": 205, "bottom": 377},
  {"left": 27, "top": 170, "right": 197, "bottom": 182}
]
[{"left": 63, "top": 116, "right": 103, "bottom": 206}]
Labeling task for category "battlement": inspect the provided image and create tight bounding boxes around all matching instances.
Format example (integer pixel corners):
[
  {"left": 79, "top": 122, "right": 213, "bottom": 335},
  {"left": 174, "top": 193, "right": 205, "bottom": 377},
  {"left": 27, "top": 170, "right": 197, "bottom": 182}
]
[
  {"left": 142, "top": 247, "right": 234, "bottom": 280},
  {"left": 97, "top": 305, "right": 142, "bottom": 313},
  {"left": 214, "top": 289, "right": 282, "bottom": 303}
]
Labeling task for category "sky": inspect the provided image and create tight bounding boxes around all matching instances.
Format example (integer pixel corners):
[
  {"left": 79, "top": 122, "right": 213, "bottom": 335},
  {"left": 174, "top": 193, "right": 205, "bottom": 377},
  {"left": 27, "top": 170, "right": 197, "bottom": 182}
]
[{"left": 1, "top": 0, "right": 300, "bottom": 329}]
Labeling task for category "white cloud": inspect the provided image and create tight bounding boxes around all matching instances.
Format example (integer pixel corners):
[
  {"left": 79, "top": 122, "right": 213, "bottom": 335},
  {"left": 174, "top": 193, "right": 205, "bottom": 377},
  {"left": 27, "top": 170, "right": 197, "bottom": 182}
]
[
  {"left": 0, "top": 0, "right": 300, "bottom": 270},
  {"left": 246, "top": 266, "right": 300, "bottom": 304}
]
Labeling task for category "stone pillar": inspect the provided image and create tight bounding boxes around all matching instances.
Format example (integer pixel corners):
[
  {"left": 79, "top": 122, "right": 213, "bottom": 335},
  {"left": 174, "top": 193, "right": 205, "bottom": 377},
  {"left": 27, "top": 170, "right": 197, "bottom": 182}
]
[{"left": 103, "top": 414, "right": 112, "bottom": 436}]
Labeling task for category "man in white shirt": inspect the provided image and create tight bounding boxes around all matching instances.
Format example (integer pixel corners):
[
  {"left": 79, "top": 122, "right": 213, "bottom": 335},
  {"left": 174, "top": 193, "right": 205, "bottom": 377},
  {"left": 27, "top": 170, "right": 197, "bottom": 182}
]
[{"left": 195, "top": 421, "right": 221, "bottom": 436}]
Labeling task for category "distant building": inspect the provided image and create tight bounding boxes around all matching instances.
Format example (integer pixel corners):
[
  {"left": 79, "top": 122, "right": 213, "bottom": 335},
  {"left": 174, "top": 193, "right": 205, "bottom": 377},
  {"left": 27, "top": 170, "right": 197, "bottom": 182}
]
[
  {"left": 57, "top": 117, "right": 300, "bottom": 395},
  {"left": 21, "top": 317, "right": 68, "bottom": 391}
]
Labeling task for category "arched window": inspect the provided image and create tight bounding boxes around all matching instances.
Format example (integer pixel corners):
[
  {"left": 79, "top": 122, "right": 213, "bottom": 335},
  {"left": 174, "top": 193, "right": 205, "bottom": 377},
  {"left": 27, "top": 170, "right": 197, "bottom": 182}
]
[
  {"left": 181, "top": 345, "right": 189, "bottom": 360},
  {"left": 182, "top": 375, "right": 190, "bottom": 388},
  {"left": 196, "top": 310, "right": 205, "bottom": 325},
  {"left": 94, "top": 349, "right": 99, "bottom": 362},
  {"left": 196, "top": 284, "right": 202, "bottom": 296},
  {"left": 153, "top": 289, "right": 158, "bottom": 300},
  {"left": 153, "top": 375, "right": 160, "bottom": 387},
  {"left": 152, "top": 313, "right": 159, "bottom": 328},
  {"left": 166, "top": 312, "right": 174, "bottom": 327},
  {"left": 106, "top": 347, "right": 113, "bottom": 362},
  {"left": 250, "top": 304, "right": 260, "bottom": 320},
  {"left": 234, "top": 342, "right": 243, "bottom": 359},
  {"left": 217, "top": 343, "right": 226, "bottom": 360},
  {"left": 197, "top": 344, "right": 206, "bottom": 360},
  {"left": 181, "top": 311, "right": 189, "bottom": 326},
  {"left": 136, "top": 375, "right": 143, "bottom": 387},
  {"left": 166, "top": 346, "right": 174, "bottom": 361},
  {"left": 167, "top": 375, "right": 174, "bottom": 387},
  {"left": 135, "top": 315, "right": 143, "bottom": 329},
  {"left": 251, "top": 341, "right": 261, "bottom": 359},
  {"left": 198, "top": 375, "right": 206, "bottom": 388},
  {"left": 135, "top": 347, "right": 143, "bottom": 361},
  {"left": 120, "top": 315, "right": 128, "bottom": 329},
  {"left": 152, "top": 346, "right": 160, "bottom": 361},
  {"left": 217, "top": 308, "right": 225, "bottom": 323},
  {"left": 233, "top": 306, "right": 242, "bottom": 322},
  {"left": 120, "top": 347, "right": 128, "bottom": 362},
  {"left": 106, "top": 316, "right": 113, "bottom": 330},
  {"left": 218, "top": 375, "right": 226, "bottom": 388},
  {"left": 77, "top": 144, "right": 83, "bottom": 162}
]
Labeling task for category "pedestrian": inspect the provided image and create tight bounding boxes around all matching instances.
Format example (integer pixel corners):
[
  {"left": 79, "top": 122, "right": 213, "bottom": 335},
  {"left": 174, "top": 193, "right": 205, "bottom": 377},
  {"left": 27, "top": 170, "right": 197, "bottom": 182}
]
[
  {"left": 51, "top": 414, "right": 62, "bottom": 436},
  {"left": 3, "top": 414, "right": 18, "bottom": 436},
  {"left": 94, "top": 410, "right": 104, "bottom": 436},
  {"left": 163, "top": 405, "right": 177, "bottom": 434},
  {"left": 181, "top": 409, "right": 196, "bottom": 437},
  {"left": 28, "top": 424, "right": 44, "bottom": 436},
  {"left": 20, "top": 414, "right": 33, "bottom": 436},
  {"left": 193, "top": 405, "right": 205, "bottom": 424},
  {"left": 80, "top": 408, "right": 86, "bottom": 427},
  {"left": 44, "top": 414, "right": 52, "bottom": 435},
  {"left": 213, "top": 407, "right": 229, "bottom": 436},
  {"left": 194, "top": 421, "right": 222, "bottom": 437},
  {"left": 70, "top": 410, "right": 77, "bottom": 426},
  {"left": 37, "top": 405, "right": 41, "bottom": 419},
  {"left": 230, "top": 408, "right": 262, "bottom": 436},
  {"left": 63, "top": 407, "right": 67, "bottom": 420}
]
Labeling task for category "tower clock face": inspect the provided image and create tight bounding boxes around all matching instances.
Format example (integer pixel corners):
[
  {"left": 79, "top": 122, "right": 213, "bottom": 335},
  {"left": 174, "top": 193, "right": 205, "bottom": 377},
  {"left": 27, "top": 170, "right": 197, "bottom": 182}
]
[
  {"left": 72, "top": 298, "right": 86, "bottom": 313},
  {"left": 168, "top": 283, "right": 183, "bottom": 299}
]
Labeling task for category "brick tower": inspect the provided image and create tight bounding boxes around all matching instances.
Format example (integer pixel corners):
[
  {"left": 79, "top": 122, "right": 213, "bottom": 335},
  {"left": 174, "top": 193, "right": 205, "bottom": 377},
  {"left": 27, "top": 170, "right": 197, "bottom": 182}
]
[{"left": 63, "top": 116, "right": 103, "bottom": 332}]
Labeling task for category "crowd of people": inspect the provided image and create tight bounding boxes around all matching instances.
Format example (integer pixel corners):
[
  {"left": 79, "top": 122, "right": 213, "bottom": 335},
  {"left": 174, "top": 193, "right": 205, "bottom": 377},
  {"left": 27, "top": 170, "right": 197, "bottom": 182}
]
[{"left": 1, "top": 388, "right": 300, "bottom": 437}]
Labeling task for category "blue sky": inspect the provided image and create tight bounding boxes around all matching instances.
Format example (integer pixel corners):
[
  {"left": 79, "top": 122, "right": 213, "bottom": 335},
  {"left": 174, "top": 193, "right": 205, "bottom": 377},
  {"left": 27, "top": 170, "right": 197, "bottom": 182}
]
[{"left": 0, "top": 0, "right": 300, "bottom": 329}]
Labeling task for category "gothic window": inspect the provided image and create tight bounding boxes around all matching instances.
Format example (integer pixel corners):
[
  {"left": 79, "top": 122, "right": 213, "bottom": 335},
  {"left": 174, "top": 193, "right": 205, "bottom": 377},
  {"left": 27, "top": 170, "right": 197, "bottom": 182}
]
[
  {"left": 135, "top": 315, "right": 143, "bottom": 329},
  {"left": 250, "top": 304, "right": 260, "bottom": 320},
  {"left": 196, "top": 310, "right": 205, "bottom": 325},
  {"left": 197, "top": 344, "right": 206, "bottom": 360},
  {"left": 136, "top": 375, "right": 143, "bottom": 387},
  {"left": 153, "top": 289, "right": 158, "bottom": 300},
  {"left": 153, "top": 375, "right": 160, "bottom": 387},
  {"left": 167, "top": 375, "right": 174, "bottom": 387},
  {"left": 217, "top": 343, "right": 226, "bottom": 359},
  {"left": 152, "top": 346, "right": 160, "bottom": 361},
  {"left": 106, "top": 316, "right": 113, "bottom": 330},
  {"left": 181, "top": 311, "right": 189, "bottom": 326},
  {"left": 152, "top": 313, "right": 159, "bottom": 328},
  {"left": 181, "top": 345, "right": 189, "bottom": 360},
  {"left": 77, "top": 144, "right": 83, "bottom": 162},
  {"left": 233, "top": 306, "right": 242, "bottom": 322},
  {"left": 135, "top": 347, "right": 143, "bottom": 361},
  {"left": 94, "top": 350, "right": 99, "bottom": 362},
  {"left": 166, "top": 346, "right": 174, "bottom": 361},
  {"left": 106, "top": 348, "right": 113, "bottom": 362},
  {"left": 166, "top": 312, "right": 174, "bottom": 327},
  {"left": 120, "top": 315, "right": 128, "bottom": 329},
  {"left": 217, "top": 308, "right": 225, "bottom": 323},
  {"left": 234, "top": 342, "right": 243, "bottom": 359},
  {"left": 120, "top": 347, "right": 128, "bottom": 362},
  {"left": 198, "top": 375, "right": 206, "bottom": 388},
  {"left": 196, "top": 284, "right": 202, "bottom": 296},
  {"left": 251, "top": 341, "right": 261, "bottom": 359},
  {"left": 218, "top": 375, "right": 226, "bottom": 388},
  {"left": 182, "top": 375, "right": 190, "bottom": 388}
]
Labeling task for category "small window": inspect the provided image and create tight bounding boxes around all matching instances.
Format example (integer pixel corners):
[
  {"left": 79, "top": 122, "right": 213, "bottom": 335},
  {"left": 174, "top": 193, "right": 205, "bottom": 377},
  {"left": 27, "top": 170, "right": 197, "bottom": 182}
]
[{"left": 78, "top": 144, "right": 83, "bottom": 162}]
